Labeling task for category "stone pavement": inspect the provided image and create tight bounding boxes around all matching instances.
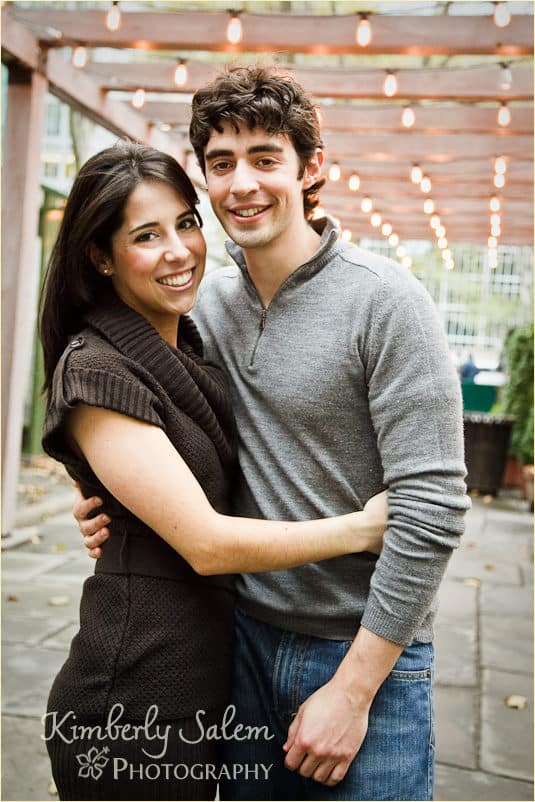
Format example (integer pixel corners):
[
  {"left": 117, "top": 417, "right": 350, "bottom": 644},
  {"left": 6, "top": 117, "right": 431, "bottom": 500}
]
[{"left": 2, "top": 458, "right": 533, "bottom": 801}]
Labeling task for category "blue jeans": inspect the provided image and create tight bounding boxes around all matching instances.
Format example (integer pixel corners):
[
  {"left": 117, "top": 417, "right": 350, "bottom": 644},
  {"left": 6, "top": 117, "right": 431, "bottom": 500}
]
[{"left": 220, "top": 609, "right": 435, "bottom": 801}]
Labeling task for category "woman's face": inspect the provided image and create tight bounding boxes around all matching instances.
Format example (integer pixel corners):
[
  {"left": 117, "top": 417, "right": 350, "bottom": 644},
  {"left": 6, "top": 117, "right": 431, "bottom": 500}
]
[{"left": 101, "top": 180, "right": 206, "bottom": 343}]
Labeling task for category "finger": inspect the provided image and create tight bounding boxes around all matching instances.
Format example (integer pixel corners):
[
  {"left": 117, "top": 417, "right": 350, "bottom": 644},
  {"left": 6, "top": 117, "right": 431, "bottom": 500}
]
[
  {"left": 325, "top": 762, "right": 350, "bottom": 787},
  {"left": 88, "top": 547, "right": 102, "bottom": 559},
  {"left": 82, "top": 524, "right": 110, "bottom": 546},
  {"left": 283, "top": 710, "right": 301, "bottom": 752},
  {"left": 296, "top": 754, "right": 321, "bottom": 779},
  {"left": 312, "top": 759, "right": 337, "bottom": 785},
  {"left": 74, "top": 495, "right": 104, "bottom": 524},
  {"left": 284, "top": 741, "right": 307, "bottom": 772},
  {"left": 80, "top": 515, "right": 110, "bottom": 538}
]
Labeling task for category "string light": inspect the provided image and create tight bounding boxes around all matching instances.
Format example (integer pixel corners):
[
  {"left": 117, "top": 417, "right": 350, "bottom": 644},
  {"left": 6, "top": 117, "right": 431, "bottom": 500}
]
[
  {"left": 494, "top": 173, "right": 506, "bottom": 188},
  {"left": 383, "top": 71, "right": 398, "bottom": 98},
  {"left": 494, "top": 156, "right": 507, "bottom": 174},
  {"left": 381, "top": 222, "right": 393, "bottom": 236},
  {"left": 226, "top": 12, "right": 243, "bottom": 44},
  {"left": 348, "top": 173, "right": 360, "bottom": 192},
  {"left": 488, "top": 248, "right": 498, "bottom": 269},
  {"left": 132, "top": 88, "right": 146, "bottom": 109},
  {"left": 489, "top": 196, "right": 501, "bottom": 212},
  {"left": 410, "top": 164, "right": 423, "bottom": 184},
  {"left": 388, "top": 233, "right": 399, "bottom": 247},
  {"left": 488, "top": 235, "right": 498, "bottom": 248},
  {"left": 396, "top": 245, "right": 406, "bottom": 258},
  {"left": 420, "top": 176, "right": 432, "bottom": 193},
  {"left": 494, "top": 2, "right": 511, "bottom": 28},
  {"left": 355, "top": 14, "right": 372, "bottom": 47},
  {"left": 497, "top": 102, "right": 511, "bottom": 127},
  {"left": 341, "top": 229, "right": 352, "bottom": 242},
  {"left": 401, "top": 256, "right": 412, "bottom": 269},
  {"left": 105, "top": 1, "right": 121, "bottom": 32},
  {"left": 72, "top": 45, "right": 87, "bottom": 68},
  {"left": 423, "top": 199, "right": 435, "bottom": 215},
  {"left": 445, "top": 259, "right": 455, "bottom": 271},
  {"left": 401, "top": 106, "right": 415, "bottom": 128},
  {"left": 499, "top": 62, "right": 513, "bottom": 91},
  {"left": 370, "top": 212, "right": 382, "bottom": 227},
  {"left": 361, "top": 197, "right": 373, "bottom": 213},
  {"left": 430, "top": 215, "right": 441, "bottom": 229},
  {"left": 441, "top": 249, "right": 452, "bottom": 261},
  {"left": 328, "top": 162, "right": 341, "bottom": 182},
  {"left": 437, "top": 237, "right": 448, "bottom": 249},
  {"left": 435, "top": 225, "right": 446, "bottom": 238},
  {"left": 160, "top": 123, "right": 172, "bottom": 132},
  {"left": 490, "top": 213, "right": 501, "bottom": 228},
  {"left": 174, "top": 60, "right": 188, "bottom": 87}
]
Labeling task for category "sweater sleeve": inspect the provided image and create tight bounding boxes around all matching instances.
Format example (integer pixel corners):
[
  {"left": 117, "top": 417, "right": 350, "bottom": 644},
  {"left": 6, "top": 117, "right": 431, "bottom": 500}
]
[
  {"left": 42, "top": 337, "right": 165, "bottom": 472},
  {"left": 359, "top": 275, "right": 471, "bottom": 645}
]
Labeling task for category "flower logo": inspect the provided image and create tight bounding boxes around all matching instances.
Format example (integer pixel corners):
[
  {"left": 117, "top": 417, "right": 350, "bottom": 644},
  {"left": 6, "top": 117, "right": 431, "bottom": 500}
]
[{"left": 75, "top": 746, "right": 110, "bottom": 780}]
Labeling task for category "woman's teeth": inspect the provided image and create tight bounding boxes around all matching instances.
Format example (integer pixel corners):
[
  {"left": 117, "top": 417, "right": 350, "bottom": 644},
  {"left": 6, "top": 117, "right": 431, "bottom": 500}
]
[
  {"left": 234, "top": 207, "right": 264, "bottom": 218},
  {"left": 157, "top": 270, "right": 193, "bottom": 287}
]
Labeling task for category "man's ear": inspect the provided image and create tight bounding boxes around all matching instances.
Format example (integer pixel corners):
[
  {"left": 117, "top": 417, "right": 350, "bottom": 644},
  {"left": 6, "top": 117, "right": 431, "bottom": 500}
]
[
  {"left": 88, "top": 243, "right": 114, "bottom": 276},
  {"left": 302, "top": 149, "right": 324, "bottom": 189}
]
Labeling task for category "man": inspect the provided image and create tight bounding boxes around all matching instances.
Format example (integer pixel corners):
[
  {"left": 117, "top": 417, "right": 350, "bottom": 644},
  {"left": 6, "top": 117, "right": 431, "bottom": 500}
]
[{"left": 77, "top": 66, "right": 469, "bottom": 800}]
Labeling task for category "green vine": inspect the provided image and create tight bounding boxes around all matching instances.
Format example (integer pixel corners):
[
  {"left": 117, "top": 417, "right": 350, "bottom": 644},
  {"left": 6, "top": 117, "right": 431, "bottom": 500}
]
[{"left": 501, "top": 324, "right": 534, "bottom": 465}]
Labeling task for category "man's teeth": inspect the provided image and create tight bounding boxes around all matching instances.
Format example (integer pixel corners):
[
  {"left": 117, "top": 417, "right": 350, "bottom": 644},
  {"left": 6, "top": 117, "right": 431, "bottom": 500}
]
[
  {"left": 158, "top": 270, "right": 192, "bottom": 287},
  {"left": 233, "top": 207, "right": 264, "bottom": 218}
]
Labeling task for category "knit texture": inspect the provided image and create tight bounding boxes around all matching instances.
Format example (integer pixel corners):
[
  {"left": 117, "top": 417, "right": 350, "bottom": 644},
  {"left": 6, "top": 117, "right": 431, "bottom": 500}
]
[
  {"left": 193, "top": 216, "right": 470, "bottom": 645},
  {"left": 42, "top": 294, "right": 237, "bottom": 720}
]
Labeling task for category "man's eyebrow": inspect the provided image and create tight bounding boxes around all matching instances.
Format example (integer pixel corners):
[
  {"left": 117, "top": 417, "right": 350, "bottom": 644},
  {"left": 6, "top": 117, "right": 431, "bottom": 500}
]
[
  {"left": 205, "top": 143, "right": 285, "bottom": 162},
  {"left": 128, "top": 211, "right": 191, "bottom": 235}
]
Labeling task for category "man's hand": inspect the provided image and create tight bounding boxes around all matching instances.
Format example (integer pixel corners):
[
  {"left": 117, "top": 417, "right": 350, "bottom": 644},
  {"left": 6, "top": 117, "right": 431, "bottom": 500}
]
[
  {"left": 73, "top": 482, "right": 110, "bottom": 558},
  {"left": 283, "top": 675, "right": 371, "bottom": 786},
  {"left": 283, "top": 626, "right": 404, "bottom": 787}
]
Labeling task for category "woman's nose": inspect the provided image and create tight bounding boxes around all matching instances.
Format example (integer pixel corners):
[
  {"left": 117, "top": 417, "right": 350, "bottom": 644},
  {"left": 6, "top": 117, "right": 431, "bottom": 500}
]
[{"left": 163, "top": 231, "right": 190, "bottom": 261}]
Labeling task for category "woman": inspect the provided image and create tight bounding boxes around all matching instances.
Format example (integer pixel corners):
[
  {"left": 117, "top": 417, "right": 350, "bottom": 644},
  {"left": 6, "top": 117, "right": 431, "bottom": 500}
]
[{"left": 39, "top": 142, "right": 387, "bottom": 801}]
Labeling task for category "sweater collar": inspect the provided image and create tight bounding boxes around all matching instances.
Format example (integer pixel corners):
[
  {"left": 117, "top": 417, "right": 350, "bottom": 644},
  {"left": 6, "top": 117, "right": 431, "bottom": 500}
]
[
  {"left": 85, "top": 292, "right": 236, "bottom": 466},
  {"left": 224, "top": 215, "right": 341, "bottom": 280}
]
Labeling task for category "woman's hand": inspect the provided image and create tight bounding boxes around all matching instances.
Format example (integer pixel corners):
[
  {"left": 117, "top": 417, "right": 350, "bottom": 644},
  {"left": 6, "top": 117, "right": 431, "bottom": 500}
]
[{"left": 358, "top": 490, "right": 388, "bottom": 554}]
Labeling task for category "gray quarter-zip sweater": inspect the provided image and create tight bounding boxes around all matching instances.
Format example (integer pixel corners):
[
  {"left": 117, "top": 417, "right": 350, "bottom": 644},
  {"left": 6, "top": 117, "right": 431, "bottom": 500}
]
[{"left": 193, "top": 217, "right": 470, "bottom": 645}]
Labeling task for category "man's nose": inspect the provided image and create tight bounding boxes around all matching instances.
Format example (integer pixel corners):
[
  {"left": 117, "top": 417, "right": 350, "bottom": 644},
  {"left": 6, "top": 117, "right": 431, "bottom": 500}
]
[{"left": 230, "top": 162, "right": 259, "bottom": 195}]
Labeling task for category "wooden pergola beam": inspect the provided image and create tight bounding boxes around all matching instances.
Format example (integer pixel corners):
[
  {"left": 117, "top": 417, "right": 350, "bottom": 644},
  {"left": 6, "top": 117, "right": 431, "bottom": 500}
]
[
  {"left": 142, "top": 100, "right": 534, "bottom": 135},
  {"left": 88, "top": 61, "right": 534, "bottom": 102},
  {"left": 321, "top": 159, "right": 532, "bottom": 181},
  {"left": 9, "top": 9, "right": 534, "bottom": 56}
]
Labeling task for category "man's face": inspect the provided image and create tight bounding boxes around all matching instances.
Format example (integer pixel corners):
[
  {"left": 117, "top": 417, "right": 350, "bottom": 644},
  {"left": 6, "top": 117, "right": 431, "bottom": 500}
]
[{"left": 203, "top": 124, "right": 317, "bottom": 252}]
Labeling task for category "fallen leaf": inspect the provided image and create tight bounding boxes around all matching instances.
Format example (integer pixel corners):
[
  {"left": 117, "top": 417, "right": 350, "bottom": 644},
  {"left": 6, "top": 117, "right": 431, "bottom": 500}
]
[
  {"left": 51, "top": 543, "right": 66, "bottom": 553},
  {"left": 484, "top": 563, "right": 494, "bottom": 571},
  {"left": 463, "top": 578, "right": 481, "bottom": 587},
  {"left": 466, "top": 541, "right": 477, "bottom": 549},
  {"left": 48, "top": 778, "right": 58, "bottom": 796},
  {"left": 6, "top": 594, "right": 19, "bottom": 602},
  {"left": 48, "top": 596, "right": 69, "bottom": 607},
  {"left": 483, "top": 494, "right": 493, "bottom": 504},
  {"left": 504, "top": 695, "right": 527, "bottom": 710}
]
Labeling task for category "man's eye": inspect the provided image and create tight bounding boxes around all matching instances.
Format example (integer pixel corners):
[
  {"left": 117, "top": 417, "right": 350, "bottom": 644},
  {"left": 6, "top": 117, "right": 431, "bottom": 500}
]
[
  {"left": 258, "top": 158, "right": 276, "bottom": 167},
  {"left": 212, "top": 161, "right": 232, "bottom": 171}
]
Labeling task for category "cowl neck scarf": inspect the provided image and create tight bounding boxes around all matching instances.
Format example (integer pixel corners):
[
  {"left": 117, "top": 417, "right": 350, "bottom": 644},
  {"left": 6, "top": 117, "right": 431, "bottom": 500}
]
[{"left": 85, "top": 293, "right": 236, "bottom": 468}]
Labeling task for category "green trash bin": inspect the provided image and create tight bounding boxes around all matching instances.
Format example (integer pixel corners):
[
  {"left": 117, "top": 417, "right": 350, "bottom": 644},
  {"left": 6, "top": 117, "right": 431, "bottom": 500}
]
[{"left": 463, "top": 413, "right": 515, "bottom": 495}]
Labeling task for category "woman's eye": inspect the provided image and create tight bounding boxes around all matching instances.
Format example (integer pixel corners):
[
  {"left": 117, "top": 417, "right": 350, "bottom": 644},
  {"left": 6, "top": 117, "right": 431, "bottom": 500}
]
[
  {"left": 178, "top": 217, "right": 197, "bottom": 231},
  {"left": 136, "top": 231, "right": 157, "bottom": 243}
]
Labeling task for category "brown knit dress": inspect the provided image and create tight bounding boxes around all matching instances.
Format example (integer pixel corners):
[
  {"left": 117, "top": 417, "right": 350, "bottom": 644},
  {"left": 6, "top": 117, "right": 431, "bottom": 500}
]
[{"left": 42, "top": 294, "right": 237, "bottom": 800}]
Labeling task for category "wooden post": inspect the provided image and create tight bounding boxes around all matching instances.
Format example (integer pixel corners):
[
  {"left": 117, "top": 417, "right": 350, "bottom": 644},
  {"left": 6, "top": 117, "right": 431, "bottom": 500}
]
[{"left": 1, "top": 64, "right": 47, "bottom": 537}]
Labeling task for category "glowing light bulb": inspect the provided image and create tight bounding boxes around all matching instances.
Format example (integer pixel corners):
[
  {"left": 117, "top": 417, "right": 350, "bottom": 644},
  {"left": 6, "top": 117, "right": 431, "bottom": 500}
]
[
  {"left": 436, "top": 226, "right": 446, "bottom": 239},
  {"left": 396, "top": 245, "right": 406, "bottom": 258},
  {"left": 494, "top": 173, "right": 505, "bottom": 188},
  {"left": 497, "top": 103, "right": 511, "bottom": 127},
  {"left": 445, "top": 260, "right": 455, "bottom": 271},
  {"left": 420, "top": 176, "right": 432, "bottom": 193},
  {"left": 381, "top": 222, "right": 393, "bottom": 237},
  {"left": 370, "top": 212, "right": 382, "bottom": 227},
  {"left": 174, "top": 61, "right": 188, "bottom": 87},
  {"left": 423, "top": 199, "right": 435, "bottom": 215},
  {"left": 410, "top": 164, "right": 423, "bottom": 184},
  {"left": 488, "top": 236, "right": 498, "bottom": 248},
  {"left": 441, "top": 249, "right": 452, "bottom": 261},
  {"left": 361, "top": 197, "right": 373, "bottom": 213},
  {"left": 226, "top": 13, "right": 242, "bottom": 44},
  {"left": 494, "top": 2, "right": 511, "bottom": 28},
  {"left": 401, "top": 256, "right": 412, "bottom": 269},
  {"left": 430, "top": 215, "right": 440, "bottom": 229},
  {"left": 355, "top": 14, "right": 372, "bottom": 47},
  {"left": 489, "top": 196, "right": 500, "bottom": 212},
  {"left": 401, "top": 106, "right": 415, "bottom": 128},
  {"left": 348, "top": 173, "right": 360, "bottom": 192},
  {"left": 132, "top": 88, "right": 146, "bottom": 109},
  {"left": 383, "top": 72, "right": 398, "bottom": 98},
  {"left": 499, "top": 63, "right": 513, "bottom": 91},
  {"left": 438, "top": 237, "right": 448, "bottom": 249},
  {"left": 72, "top": 46, "right": 87, "bottom": 68},
  {"left": 105, "top": 1, "right": 121, "bottom": 32},
  {"left": 491, "top": 222, "right": 501, "bottom": 237},
  {"left": 490, "top": 213, "right": 501, "bottom": 228},
  {"left": 388, "top": 233, "right": 399, "bottom": 247},
  {"left": 488, "top": 248, "right": 498, "bottom": 269},
  {"left": 328, "top": 162, "right": 341, "bottom": 182},
  {"left": 341, "top": 229, "right": 352, "bottom": 242},
  {"left": 494, "top": 156, "right": 507, "bottom": 174}
]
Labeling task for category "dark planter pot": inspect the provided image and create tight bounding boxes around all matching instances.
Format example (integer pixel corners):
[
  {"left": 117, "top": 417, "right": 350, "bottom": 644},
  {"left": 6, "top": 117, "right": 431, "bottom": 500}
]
[{"left": 463, "top": 413, "right": 516, "bottom": 496}]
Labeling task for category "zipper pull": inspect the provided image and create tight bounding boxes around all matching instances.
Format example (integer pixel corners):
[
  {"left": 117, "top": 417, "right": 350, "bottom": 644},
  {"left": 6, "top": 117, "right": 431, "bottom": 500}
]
[{"left": 260, "top": 308, "right": 267, "bottom": 331}]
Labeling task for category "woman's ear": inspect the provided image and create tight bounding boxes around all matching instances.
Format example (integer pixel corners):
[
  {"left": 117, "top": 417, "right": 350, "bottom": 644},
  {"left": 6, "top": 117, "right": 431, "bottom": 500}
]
[
  {"left": 302, "top": 149, "right": 324, "bottom": 189},
  {"left": 88, "top": 243, "right": 114, "bottom": 276}
]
